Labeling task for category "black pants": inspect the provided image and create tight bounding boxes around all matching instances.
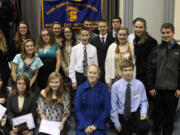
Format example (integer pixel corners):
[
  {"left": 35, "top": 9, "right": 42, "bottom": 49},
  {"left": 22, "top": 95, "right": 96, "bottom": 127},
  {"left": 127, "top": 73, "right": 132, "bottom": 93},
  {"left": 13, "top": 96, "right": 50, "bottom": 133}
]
[
  {"left": 152, "top": 90, "right": 178, "bottom": 135},
  {"left": 75, "top": 72, "right": 86, "bottom": 86},
  {"left": 118, "top": 110, "right": 149, "bottom": 135}
]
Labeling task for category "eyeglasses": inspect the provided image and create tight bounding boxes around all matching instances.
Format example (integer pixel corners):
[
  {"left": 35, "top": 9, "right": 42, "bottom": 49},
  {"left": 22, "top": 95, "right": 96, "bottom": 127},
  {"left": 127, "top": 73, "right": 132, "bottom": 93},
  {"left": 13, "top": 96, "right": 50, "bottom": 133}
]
[
  {"left": 64, "top": 31, "right": 72, "bottom": 34},
  {"left": 19, "top": 27, "right": 27, "bottom": 29},
  {"left": 42, "top": 34, "right": 49, "bottom": 37},
  {"left": 17, "top": 83, "right": 26, "bottom": 86}
]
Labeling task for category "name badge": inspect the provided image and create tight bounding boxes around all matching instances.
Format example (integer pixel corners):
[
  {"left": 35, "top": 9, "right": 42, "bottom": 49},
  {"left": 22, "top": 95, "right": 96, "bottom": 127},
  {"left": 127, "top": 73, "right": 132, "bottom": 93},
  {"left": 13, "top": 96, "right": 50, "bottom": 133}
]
[
  {"left": 133, "top": 93, "right": 140, "bottom": 98},
  {"left": 30, "top": 66, "right": 36, "bottom": 70}
]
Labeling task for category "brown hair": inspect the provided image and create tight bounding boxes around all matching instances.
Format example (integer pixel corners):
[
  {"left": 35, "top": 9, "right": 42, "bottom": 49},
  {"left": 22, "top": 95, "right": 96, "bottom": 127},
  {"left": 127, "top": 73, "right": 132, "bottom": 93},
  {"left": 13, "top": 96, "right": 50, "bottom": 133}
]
[
  {"left": 83, "top": 18, "right": 93, "bottom": 24},
  {"left": 36, "top": 29, "right": 55, "bottom": 50},
  {"left": 80, "top": 27, "right": 91, "bottom": 34},
  {"left": 62, "top": 26, "right": 77, "bottom": 47},
  {"left": 52, "top": 21, "right": 62, "bottom": 37},
  {"left": 120, "top": 60, "right": 134, "bottom": 71},
  {"left": 0, "top": 74, "right": 9, "bottom": 98},
  {"left": 14, "top": 21, "right": 31, "bottom": 50},
  {"left": 12, "top": 75, "right": 31, "bottom": 96},
  {"left": 115, "top": 27, "right": 129, "bottom": 53},
  {"left": 20, "top": 39, "right": 35, "bottom": 59},
  {"left": 161, "top": 23, "right": 174, "bottom": 33},
  {"left": 0, "top": 29, "right": 7, "bottom": 52},
  {"left": 98, "top": 19, "right": 108, "bottom": 25},
  {"left": 133, "top": 17, "right": 149, "bottom": 44},
  {"left": 44, "top": 72, "right": 65, "bottom": 104}
]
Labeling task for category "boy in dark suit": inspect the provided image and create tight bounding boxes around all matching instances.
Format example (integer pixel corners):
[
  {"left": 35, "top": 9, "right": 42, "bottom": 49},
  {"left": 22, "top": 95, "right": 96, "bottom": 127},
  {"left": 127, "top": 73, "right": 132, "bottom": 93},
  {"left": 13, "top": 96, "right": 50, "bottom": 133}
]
[{"left": 90, "top": 19, "right": 114, "bottom": 82}]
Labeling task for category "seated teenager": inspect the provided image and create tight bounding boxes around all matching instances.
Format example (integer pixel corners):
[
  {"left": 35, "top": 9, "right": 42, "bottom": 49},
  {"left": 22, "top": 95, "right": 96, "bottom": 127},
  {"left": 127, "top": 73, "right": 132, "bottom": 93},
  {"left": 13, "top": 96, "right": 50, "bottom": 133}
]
[
  {"left": 0, "top": 74, "right": 11, "bottom": 134},
  {"left": 111, "top": 60, "right": 149, "bottom": 135},
  {"left": 75, "top": 64, "right": 111, "bottom": 135},
  {"left": 38, "top": 72, "right": 70, "bottom": 135},
  {"left": 7, "top": 75, "right": 36, "bottom": 135}
]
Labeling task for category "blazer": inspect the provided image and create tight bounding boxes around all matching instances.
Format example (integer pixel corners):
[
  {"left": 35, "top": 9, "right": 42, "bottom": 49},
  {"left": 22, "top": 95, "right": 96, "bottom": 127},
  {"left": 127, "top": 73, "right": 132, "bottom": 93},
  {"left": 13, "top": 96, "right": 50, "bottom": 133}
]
[
  {"left": 105, "top": 42, "right": 133, "bottom": 84},
  {"left": 108, "top": 30, "right": 116, "bottom": 40},
  {"left": 90, "top": 34, "right": 114, "bottom": 82},
  {"left": 6, "top": 93, "right": 36, "bottom": 125}
]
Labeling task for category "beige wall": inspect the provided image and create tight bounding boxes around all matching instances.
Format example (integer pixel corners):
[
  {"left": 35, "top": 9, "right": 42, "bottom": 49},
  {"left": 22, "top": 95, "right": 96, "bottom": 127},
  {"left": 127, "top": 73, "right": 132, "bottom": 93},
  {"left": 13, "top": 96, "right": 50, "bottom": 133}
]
[
  {"left": 174, "top": 0, "right": 180, "bottom": 40},
  {"left": 119, "top": 0, "right": 124, "bottom": 24}
]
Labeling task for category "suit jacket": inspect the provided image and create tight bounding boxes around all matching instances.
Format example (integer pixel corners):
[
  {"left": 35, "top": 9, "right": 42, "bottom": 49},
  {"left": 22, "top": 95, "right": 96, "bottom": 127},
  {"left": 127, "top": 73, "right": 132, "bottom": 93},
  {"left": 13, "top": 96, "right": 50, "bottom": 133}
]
[
  {"left": 90, "top": 34, "right": 114, "bottom": 82},
  {"left": 6, "top": 93, "right": 36, "bottom": 125},
  {"left": 108, "top": 30, "right": 116, "bottom": 39}
]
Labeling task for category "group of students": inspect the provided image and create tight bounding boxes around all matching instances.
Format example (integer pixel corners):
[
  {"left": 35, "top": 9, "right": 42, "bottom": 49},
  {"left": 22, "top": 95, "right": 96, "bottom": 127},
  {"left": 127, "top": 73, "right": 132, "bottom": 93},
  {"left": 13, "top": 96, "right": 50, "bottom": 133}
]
[{"left": 0, "top": 16, "right": 180, "bottom": 135}]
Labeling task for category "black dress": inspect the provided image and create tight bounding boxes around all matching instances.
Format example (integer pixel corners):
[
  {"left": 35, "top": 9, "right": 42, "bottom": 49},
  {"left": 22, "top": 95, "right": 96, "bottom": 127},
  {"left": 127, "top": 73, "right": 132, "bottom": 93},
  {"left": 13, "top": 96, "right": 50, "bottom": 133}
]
[
  {"left": 0, "top": 50, "right": 10, "bottom": 85},
  {"left": 37, "top": 44, "right": 60, "bottom": 89}
]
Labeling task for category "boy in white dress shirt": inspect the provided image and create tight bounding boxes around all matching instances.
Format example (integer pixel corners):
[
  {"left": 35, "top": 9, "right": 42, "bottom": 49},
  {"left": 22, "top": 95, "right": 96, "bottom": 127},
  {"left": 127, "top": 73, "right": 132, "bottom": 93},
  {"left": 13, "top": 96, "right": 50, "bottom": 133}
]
[{"left": 69, "top": 27, "right": 98, "bottom": 90}]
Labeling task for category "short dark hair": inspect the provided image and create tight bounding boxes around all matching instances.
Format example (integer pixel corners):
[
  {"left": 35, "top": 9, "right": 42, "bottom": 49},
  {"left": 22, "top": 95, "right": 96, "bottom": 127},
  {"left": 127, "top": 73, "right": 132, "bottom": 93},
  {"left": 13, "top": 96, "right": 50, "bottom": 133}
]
[
  {"left": 97, "top": 19, "right": 108, "bottom": 27},
  {"left": 120, "top": 60, "right": 134, "bottom": 71},
  {"left": 112, "top": 16, "right": 122, "bottom": 24},
  {"left": 161, "top": 23, "right": 174, "bottom": 33},
  {"left": 80, "top": 27, "right": 90, "bottom": 34},
  {"left": 83, "top": 18, "right": 93, "bottom": 23}
]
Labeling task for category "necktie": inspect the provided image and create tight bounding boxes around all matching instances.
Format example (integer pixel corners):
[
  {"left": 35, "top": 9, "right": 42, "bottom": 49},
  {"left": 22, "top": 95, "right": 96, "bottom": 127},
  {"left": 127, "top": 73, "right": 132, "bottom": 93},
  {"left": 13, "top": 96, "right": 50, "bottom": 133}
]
[
  {"left": 168, "top": 44, "right": 173, "bottom": 50},
  {"left": 101, "top": 37, "right": 105, "bottom": 46},
  {"left": 124, "top": 83, "right": 131, "bottom": 121},
  {"left": 83, "top": 46, "right": 88, "bottom": 76}
]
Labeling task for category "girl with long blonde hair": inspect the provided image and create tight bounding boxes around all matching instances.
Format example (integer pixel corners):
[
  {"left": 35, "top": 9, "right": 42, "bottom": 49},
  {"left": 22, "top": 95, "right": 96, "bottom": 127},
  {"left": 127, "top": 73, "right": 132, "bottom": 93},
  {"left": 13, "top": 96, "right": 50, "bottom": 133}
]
[{"left": 38, "top": 72, "right": 70, "bottom": 135}]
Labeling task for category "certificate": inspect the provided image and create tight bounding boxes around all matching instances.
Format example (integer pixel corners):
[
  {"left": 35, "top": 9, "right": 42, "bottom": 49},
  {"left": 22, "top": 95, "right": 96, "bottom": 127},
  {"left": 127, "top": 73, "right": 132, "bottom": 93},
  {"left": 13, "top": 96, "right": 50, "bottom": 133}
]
[
  {"left": 39, "top": 119, "right": 61, "bottom": 135},
  {"left": 0, "top": 104, "right": 7, "bottom": 120},
  {"left": 12, "top": 113, "right": 35, "bottom": 129}
]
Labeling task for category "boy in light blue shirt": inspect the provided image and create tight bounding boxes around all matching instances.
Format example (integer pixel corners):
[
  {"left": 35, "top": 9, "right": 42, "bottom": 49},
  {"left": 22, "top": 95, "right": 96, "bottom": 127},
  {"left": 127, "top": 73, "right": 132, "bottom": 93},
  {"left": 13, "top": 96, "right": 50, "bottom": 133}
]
[{"left": 111, "top": 60, "right": 149, "bottom": 135}]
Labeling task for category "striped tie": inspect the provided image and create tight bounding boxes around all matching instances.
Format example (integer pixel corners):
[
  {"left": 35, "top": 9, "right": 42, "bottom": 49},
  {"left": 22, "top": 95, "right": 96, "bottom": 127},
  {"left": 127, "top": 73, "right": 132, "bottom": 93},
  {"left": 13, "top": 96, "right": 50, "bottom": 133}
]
[{"left": 83, "top": 46, "right": 88, "bottom": 76}]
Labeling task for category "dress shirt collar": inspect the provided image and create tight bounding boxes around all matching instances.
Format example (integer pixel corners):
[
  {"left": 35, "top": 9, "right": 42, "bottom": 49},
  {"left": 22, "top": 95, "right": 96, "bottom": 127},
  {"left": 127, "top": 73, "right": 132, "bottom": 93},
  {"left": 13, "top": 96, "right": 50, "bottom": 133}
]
[
  {"left": 121, "top": 77, "right": 135, "bottom": 86},
  {"left": 80, "top": 42, "right": 90, "bottom": 48},
  {"left": 113, "top": 30, "right": 117, "bottom": 38},
  {"left": 99, "top": 33, "right": 107, "bottom": 40},
  {"left": 169, "top": 39, "right": 175, "bottom": 49}
]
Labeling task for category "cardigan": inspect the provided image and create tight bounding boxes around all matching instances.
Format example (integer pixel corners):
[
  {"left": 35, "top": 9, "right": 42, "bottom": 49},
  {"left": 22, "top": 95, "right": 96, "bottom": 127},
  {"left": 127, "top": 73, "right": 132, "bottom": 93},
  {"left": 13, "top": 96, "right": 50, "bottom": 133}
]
[{"left": 105, "top": 42, "right": 133, "bottom": 84}]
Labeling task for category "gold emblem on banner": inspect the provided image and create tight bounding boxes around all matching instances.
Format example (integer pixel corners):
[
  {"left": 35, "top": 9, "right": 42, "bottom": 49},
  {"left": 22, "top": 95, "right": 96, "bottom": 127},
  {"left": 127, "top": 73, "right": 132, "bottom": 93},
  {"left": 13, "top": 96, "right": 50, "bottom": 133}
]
[{"left": 66, "top": 6, "right": 79, "bottom": 22}]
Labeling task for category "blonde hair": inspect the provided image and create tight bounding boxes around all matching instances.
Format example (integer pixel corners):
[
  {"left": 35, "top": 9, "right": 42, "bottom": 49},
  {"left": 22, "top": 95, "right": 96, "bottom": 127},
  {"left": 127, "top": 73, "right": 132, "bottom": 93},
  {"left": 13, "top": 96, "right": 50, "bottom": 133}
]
[
  {"left": 86, "top": 64, "right": 101, "bottom": 77},
  {"left": 44, "top": 72, "right": 65, "bottom": 104},
  {"left": 0, "top": 29, "right": 7, "bottom": 52}
]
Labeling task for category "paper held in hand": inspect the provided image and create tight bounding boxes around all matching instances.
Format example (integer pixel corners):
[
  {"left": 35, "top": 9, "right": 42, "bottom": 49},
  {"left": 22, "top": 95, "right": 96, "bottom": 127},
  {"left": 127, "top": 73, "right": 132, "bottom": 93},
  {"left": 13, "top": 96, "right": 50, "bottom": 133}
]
[
  {"left": 12, "top": 113, "right": 35, "bottom": 130},
  {"left": 0, "top": 104, "right": 7, "bottom": 120},
  {"left": 39, "top": 119, "right": 61, "bottom": 135}
]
